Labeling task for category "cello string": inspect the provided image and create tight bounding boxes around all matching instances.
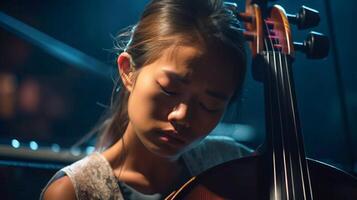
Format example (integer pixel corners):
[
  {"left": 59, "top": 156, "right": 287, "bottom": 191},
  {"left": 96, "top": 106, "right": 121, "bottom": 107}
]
[
  {"left": 275, "top": 42, "right": 291, "bottom": 200},
  {"left": 283, "top": 53, "right": 313, "bottom": 199},
  {"left": 264, "top": 40, "right": 278, "bottom": 200},
  {"left": 263, "top": 33, "right": 280, "bottom": 200},
  {"left": 278, "top": 43, "right": 302, "bottom": 199},
  {"left": 283, "top": 53, "right": 302, "bottom": 199},
  {"left": 278, "top": 51, "right": 295, "bottom": 200},
  {"left": 263, "top": 31, "right": 279, "bottom": 200},
  {"left": 274, "top": 42, "right": 291, "bottom": 200},
  {"left": 265, "top": 22, "right": 282, "bottom": 200},
  {"left": 264, "top": 19, "right": 290, "bottom": 200}
]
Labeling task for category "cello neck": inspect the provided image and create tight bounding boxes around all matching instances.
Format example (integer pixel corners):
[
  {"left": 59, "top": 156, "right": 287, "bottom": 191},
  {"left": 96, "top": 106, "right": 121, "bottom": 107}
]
[
  {"left": 257, "top": 50, "right": 313, "bottom": 199},
  {"left": 242, "top": 3, "right": 315, "bottom": 198},
  {"left": 238, "top": 1, "right": 329, "bottom": 198}
]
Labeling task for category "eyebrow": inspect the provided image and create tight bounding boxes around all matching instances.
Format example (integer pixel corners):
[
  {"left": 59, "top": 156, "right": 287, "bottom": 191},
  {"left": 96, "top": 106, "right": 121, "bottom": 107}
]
[{"left": 162, "top": 69, "right": 229, "bottom": 101}]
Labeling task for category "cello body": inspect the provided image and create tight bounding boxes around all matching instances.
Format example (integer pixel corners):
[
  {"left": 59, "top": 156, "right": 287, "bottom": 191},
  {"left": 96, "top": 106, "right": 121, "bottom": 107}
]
[{"left": 168, "top": 156, "right": 357, "bottom": 199}]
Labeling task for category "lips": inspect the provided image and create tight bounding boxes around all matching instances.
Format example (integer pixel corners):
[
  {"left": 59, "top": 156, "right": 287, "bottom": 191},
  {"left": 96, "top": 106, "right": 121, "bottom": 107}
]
[{"left": 159, "top": 130, "right": 186, "bottom": 145}]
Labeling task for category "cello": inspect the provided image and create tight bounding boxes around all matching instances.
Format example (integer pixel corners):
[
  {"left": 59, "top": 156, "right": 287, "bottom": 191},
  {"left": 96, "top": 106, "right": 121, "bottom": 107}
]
[{"left": 167, "top": 0, "right": 357, "bottom": 199}]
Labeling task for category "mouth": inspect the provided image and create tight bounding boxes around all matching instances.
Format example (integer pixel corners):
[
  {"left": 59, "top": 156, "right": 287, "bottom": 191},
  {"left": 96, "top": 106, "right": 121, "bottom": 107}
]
[{"left": 159, "top": 130, "right": 186, "bottom": 146}]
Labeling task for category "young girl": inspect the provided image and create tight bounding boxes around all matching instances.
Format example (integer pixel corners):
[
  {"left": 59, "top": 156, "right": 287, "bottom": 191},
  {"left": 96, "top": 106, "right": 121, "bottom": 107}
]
[{"left": 41, "top": 0, "right": 251, "bottom": 199}]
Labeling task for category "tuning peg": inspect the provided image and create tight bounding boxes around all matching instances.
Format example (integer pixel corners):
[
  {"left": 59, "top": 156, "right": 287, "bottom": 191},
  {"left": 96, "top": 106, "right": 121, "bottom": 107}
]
[
  {"left": 287, "top": 6, "right": 320, "bottom": 29},
  {"left": 294, "top": 31, "right": 329, "bottom": 59}
]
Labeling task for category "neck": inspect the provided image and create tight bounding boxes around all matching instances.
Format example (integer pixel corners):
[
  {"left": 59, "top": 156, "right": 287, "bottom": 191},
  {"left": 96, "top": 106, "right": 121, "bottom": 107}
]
[{"left": 103, "top": 123, "right": 184, "bottom": 194}]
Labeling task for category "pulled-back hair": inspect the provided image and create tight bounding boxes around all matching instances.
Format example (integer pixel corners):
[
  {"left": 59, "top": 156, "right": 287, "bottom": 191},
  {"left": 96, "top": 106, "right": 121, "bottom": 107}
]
[{"left": 96, "top": 0, "right": 246, "bottom": 149}]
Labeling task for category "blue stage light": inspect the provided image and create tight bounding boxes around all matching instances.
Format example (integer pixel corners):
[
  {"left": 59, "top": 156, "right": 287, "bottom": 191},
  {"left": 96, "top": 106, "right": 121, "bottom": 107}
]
[
  {"left": 86, "top": 146, "right": 95, "bottom": 155},
  {"left": 11, "top": 139, "right": 20, "bottom": 148},
  {"left": 29, "top": 141, "right": 38, "bottom": 150},
  {"left": 51, "top": 144, "right": 61, "bottom": 152}
]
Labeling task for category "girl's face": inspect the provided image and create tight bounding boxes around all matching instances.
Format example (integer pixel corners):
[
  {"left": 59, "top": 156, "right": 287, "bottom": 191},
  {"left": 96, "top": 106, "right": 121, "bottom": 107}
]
[{"left": 123, "top": 45, "right": 237, "bottom": 160}]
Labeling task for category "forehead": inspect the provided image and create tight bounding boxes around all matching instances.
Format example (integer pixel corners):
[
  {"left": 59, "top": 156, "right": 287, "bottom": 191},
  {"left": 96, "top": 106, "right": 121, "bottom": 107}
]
[{"left": 151, "top": 45, "right": 237, "bottom": 92}]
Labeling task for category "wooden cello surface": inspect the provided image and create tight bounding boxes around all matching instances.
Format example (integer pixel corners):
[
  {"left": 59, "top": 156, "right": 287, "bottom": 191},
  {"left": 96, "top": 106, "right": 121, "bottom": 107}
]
[
  {"left": 167, "top": 1, "right": 357, "bottom": 199},
  {"left": 168, "top": 156, "right": 357, "bottom": 199}
]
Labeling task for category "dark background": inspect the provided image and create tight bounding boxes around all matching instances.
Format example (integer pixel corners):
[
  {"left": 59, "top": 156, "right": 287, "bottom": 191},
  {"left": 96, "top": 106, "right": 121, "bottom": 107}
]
[{"left": 0, "top": 0, "right": 356, "bottom": 199}]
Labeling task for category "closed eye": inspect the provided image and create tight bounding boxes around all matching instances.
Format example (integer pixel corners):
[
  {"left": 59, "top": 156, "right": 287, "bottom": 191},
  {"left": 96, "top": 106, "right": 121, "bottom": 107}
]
[
  {"left": 157, "top": 82, "right": 178, "bottom": 96},
  {"left": 161, "top": 87, "right": 177, "bottom": 96},
  {"left": 199, "top": 102, "right": 221, "bottom": 113}
]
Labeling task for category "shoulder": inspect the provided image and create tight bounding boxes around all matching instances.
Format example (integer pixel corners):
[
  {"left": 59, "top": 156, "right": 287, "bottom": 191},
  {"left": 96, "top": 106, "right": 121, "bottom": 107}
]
[
  {"left": 42, "top": 152, "right": 123, "bottom": 200},
  {"left": 186, "top": 135, "right": 253, "bottom": 158},
  {"left": 181, "top": 135, "right": 254, "bottom": 176},
  {"left": 66, "top": 152, "right": 123, "bottom": 199},
  {"left": 199, "top": 135, "right": 253, "bottom": 153},
  {"left": 42, "top": 176, "right": 76, "bottom": 200}
]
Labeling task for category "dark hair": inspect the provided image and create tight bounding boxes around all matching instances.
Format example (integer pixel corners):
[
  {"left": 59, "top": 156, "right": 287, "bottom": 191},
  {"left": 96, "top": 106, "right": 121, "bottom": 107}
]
[{"left": 95, "top": 0, "right": 246, "bottom": 149}]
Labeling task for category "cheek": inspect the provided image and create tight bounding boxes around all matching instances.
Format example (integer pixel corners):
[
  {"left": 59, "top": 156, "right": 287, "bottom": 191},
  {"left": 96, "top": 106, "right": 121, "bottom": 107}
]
[
  {"left": 127, "top": 79, "right": 152, "bottom": 129},
  {"left": 191, "top": 110, "right": 224, "bottom": 138},
  {"left": 127, "top": 76, "right": 170, "bottom": 130},
  {"left": 184, "top": 111, "right": 224, "bottom": 151}
]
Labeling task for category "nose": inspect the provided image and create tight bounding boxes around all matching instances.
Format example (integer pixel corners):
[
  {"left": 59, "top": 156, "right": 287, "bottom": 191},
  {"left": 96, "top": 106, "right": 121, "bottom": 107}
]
[{"left": 168, "top": 102, "right": 191, "bottom": 128}]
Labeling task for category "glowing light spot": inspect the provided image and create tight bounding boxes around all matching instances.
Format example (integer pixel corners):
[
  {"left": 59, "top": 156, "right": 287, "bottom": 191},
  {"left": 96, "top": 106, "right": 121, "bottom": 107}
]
[
  {"left": 29, "top": 141, "right": 38, "bottom": 150},
  {"left": 11, "top": 139, "right": 20, "bottom": 148},
  {"left": 51, "top": 144, "right": 60, "bottom": 152},
  {"left": 86, "top": 146, "right": 95, "bottom": 155}
]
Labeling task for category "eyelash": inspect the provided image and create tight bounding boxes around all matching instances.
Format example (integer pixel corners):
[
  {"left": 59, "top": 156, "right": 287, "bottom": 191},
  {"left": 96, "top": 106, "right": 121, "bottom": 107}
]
[
  {"left": 158, "top": 84, "right": 177, "bottom": 96},
  {"left": 199, "top": 102, "right": 220, "bottom": 113},
  {"left": 158, "top": 82, "right": 221, "bottom": 113}
]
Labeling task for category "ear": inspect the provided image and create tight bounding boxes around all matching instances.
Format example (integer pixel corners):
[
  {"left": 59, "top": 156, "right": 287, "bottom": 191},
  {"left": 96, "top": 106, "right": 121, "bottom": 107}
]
[{"left": 117, "top": 52, "right": 135, "bottom": 92}]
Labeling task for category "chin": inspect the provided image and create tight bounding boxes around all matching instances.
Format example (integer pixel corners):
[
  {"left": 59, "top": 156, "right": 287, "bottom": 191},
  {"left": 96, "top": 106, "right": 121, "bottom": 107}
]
[{"left": 150, "top": 144, "right": 186, "bottom": 161}]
